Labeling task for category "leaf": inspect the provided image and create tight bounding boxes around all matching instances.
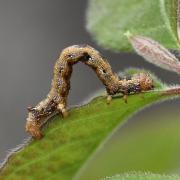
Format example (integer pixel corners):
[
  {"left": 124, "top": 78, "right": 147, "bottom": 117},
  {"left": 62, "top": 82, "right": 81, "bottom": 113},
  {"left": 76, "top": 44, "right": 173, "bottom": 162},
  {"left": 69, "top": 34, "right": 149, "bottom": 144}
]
[
  {"left": 86, "top": 0, "right": 180, "bottom": 52},
  {"left": 0, "top": 71, "right": 179, "bottom": 179},
  {"left": 77, "top": 110, "right": 180, "bottom": 179},
  {"left": 126, "top": 33, "right": 180, "bottom": 74},
  {"left": 102, "top": 172, "right": 180, "bottom": 180}
]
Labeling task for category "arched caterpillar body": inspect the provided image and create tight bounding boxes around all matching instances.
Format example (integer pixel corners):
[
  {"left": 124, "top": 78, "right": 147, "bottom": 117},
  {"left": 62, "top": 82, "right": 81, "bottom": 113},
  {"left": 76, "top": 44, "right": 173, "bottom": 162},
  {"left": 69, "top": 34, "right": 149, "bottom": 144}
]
[{"left": 26, "top": 45, "right": 153, "bottom": 139}]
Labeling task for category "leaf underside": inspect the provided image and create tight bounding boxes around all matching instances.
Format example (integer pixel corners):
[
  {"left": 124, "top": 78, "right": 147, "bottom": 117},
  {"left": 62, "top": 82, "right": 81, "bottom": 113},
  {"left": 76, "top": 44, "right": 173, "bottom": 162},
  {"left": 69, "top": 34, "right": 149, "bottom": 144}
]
[
  {"left": 86, "top": 0, "right": 179, "bottom": 52},
  {"left": 0, "top": 70, "right": 179, "bottom": 179}
]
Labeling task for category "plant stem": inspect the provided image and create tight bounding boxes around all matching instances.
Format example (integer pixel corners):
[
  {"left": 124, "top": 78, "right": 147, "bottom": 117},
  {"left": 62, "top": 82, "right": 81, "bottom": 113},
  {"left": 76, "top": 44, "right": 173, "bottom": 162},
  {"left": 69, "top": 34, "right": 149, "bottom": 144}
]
[{"left": 162, "top": 86, "right": 180, "bottom": 95}]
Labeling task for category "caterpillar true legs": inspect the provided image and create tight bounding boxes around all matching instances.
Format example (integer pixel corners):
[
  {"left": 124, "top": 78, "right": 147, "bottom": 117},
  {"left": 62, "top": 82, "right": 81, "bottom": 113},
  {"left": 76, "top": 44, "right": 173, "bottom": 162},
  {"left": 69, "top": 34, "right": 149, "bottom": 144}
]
[{"left": 26, "top": 45, "right": 153, "bottom": 139}]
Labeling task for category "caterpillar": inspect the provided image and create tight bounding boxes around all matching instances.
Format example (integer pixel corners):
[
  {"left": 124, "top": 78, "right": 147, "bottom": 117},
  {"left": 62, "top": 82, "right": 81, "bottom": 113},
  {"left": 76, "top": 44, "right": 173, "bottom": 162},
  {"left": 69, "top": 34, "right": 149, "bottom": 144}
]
[{"left": 26, "top": 45, "right": 153, "bottom": 139}]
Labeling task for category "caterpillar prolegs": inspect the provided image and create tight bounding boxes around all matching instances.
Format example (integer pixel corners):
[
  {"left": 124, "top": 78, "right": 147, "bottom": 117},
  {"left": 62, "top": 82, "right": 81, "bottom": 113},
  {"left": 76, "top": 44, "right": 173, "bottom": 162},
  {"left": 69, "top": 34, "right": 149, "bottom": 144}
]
[{"left": 26, "top": 45, "right": 153, "bottom": 139}]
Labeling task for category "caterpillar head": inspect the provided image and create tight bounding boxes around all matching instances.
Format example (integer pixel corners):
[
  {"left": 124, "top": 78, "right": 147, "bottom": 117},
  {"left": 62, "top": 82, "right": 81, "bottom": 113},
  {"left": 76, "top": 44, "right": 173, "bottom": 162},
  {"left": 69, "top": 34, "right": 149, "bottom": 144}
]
[
  {"left": 26, "top": 106, "right": 43, "bottom": 139},
  {"left": 25, "top": 120, "right": 43, "bottom": 139},
  {"left": 132, "top": 72, "right": 154, "bottom": 91}
]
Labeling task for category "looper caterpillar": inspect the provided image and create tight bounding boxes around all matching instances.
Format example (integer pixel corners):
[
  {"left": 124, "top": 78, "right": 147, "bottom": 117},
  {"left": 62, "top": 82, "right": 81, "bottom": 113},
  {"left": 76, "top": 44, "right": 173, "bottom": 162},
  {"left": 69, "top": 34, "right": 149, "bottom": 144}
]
[{"left": 26, "top": 45, "right": 153, "bottom": 139}]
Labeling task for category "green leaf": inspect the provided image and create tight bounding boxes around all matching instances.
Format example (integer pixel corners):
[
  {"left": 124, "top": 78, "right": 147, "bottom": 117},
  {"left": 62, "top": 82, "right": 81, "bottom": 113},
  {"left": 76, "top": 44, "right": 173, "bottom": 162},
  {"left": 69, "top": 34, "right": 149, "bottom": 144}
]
[
  {"left": 102, "top": 172, "right": 180, "bottom": 180},
  {"left": 0, "top": 71, "right": 179, "bottom": 179},
  {"left": 76, "top": 109, "right": 180, "bottom": 179},
  {"left": 86, "top": 0, "right": 180, "bottom": 52}
]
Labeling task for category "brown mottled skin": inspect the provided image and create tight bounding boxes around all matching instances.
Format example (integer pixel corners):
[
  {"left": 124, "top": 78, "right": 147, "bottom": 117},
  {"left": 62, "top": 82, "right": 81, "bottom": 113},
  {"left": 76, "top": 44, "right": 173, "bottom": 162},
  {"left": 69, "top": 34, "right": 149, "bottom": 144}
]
[{"left": 26, "top": 45, "right": 153, "bottom": 139}]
